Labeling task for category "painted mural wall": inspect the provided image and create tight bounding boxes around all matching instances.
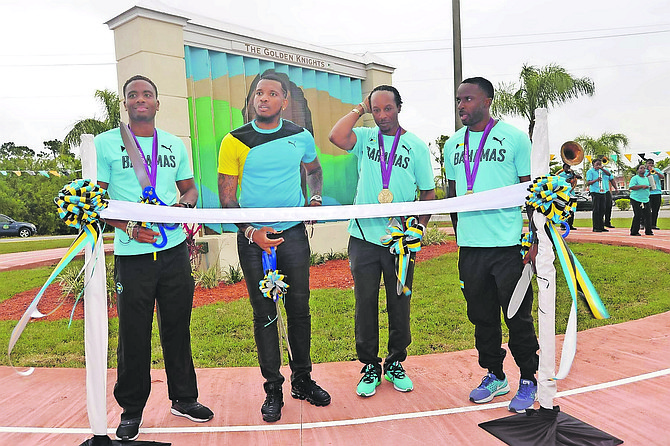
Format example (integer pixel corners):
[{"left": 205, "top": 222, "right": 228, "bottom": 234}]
[{"left": 184, "top": 46, "right": 363, "bottom": 232}]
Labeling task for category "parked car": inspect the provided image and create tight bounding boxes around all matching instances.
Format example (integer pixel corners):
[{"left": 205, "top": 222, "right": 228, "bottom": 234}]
[
  {"left": 0, "top": 214, "right": 37, "bottom": 237},
  {"left": 661, "top": 190, "right": 670, "bottom": 206},
  {"left": 611, "top": 189, "right": 630, "bottom": 204},
  {"left": 573, "top": 192, "right": 593, "bottom": 211}
]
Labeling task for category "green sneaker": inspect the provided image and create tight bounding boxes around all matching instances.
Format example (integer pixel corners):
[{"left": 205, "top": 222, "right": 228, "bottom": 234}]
[
  {"left": 384, "top": 361, "right": 413, "bottom": 392},
  {"left": 356, "top": 364, "right": 381, "bottom": 397}
]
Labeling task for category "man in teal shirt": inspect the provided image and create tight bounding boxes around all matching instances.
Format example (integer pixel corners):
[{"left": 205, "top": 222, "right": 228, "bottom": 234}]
[
  {"left": 329, "top": 85, "right": 435, "bottom": 397},
  {"left": 97, "top": 75, "right": 213, "bottom": 442},
  {"left": 445, "top": 77, "right": 538, "bottom": 413}
]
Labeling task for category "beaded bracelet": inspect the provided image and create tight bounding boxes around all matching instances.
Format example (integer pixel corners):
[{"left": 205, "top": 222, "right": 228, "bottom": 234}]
[{"left": 126, "top": 221, "right": 138, "bottom": 239}]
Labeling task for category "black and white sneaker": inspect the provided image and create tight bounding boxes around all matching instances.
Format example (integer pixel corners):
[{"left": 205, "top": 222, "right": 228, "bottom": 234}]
[
  {"left": 116, "top": 417, "right": 142, "bottom": 442},
  {"left": 171, "top": 401, "right": 214, "bottom": 422}
]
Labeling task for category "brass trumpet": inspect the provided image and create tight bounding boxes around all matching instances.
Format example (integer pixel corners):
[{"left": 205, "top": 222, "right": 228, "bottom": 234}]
[
  {"left": 560, "top": 141, "right": 584, "bottom": 166},
  {"left": 600, "top": 155, "right": 609, "bottom": 166}
]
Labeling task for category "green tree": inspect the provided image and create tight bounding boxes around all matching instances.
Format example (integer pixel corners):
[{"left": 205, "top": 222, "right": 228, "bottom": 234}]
[
  {"left": 41, "top": 139, "right": 74, "bottom": 161},
  {"left": 429, "top": 134, "right": 449, "bottom": 199},
  {"left": 490, "top": 64, "right": 595, "bottom": 141},
  {"left": 575, "top": 132, "right": 629, "bottom": 181},
  {"left": 63, "top": 89, "right": 121, "bottom": 150},
  {"left": 0, "top": 142, "right": 35, "bottom": 158},
  {"left": 0, "top": 154, "right": 80, "bottom": 235}
]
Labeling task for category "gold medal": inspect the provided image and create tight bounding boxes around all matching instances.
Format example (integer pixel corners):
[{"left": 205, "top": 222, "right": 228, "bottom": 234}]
[
  {"left": 378, "top": 189, "right": 394, "bottom": 203},
  {"left": 465, "top": 190, "right": 474, "bottom": 195}
]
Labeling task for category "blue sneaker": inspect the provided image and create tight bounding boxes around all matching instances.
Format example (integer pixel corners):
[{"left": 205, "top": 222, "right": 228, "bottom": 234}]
[
  {"left": 469, "top": 373, "right": 510, "bottom": 403},
  {"left": 356, "top": 364, "right": 381, "bottom": 397},
  {"left": 384, "top": 361, "right": 413, "bottom": 392},
  {"left": 508, "top": 379, "right": 537, "bottom": 413}
]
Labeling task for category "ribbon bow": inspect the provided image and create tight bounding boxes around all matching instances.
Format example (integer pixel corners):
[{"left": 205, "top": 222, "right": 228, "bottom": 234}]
[
  {"left": 259, "top": 247, "right": 292, "bottom": 359},
  {"left": 138, "top": 186, "right": 179, "bottom": 249},
  {"left": 55, "top": 179, "right": 108, "bottom": 229},
  {"left": 380, "top": 216, "right": 424, "bottom": 296},
  {"left": 511, "top": 175, "right": 609, "bottom": 381},
  {"left": 9, "top": 179, "right": 108, "bottom": 375}
]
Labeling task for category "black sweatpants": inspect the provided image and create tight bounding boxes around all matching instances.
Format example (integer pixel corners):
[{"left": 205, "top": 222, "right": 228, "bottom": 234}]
[
  {"left": 114, "top": 241, "right": 198, "bottom": 418},
  {"left": 459, "top": 246, "right": 538, "bottom": 380}
]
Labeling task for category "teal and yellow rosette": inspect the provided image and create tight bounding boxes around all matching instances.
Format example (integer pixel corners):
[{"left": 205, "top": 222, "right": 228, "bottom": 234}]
[
  {"left": 527, "top": 175, "right": 609, "bottom": 320},
  {"left": 259, "top": 247, "right": 292, "bottom": 359},
  {"left": 380, "top": 216, "right": 424, "bottom": 296},
  {"left": 9, "top": 179, "right": 108, "bottom": 374}
]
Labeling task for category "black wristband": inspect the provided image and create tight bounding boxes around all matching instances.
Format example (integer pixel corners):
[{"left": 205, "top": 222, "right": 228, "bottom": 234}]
[{"left": 179, "top": 202, "right": 194, "bottom": 208}]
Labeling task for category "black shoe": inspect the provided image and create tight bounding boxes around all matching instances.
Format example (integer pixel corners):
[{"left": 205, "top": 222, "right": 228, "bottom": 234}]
[
  {"left": 645, "top": 232, "right": 654, "bottom": 236},
  {"left": 171, "top": 400, "right": 213, "bottom": 422},
  {"left": 604, "top": 224, "right": 615, "bottom": 228},
  {"left": 630, "top": 233, "right": 641, "bottom": 236},
  {"left": 116, "top": 417, "right": 142, "bottom": 442},
  {"left": 569, "top": 226, "right": 577, "bottom": 230},
  {"left": 291, "top": 376, "right": 331, "bottom": 407},
  {"left": 593, "top": 229, "right": 603, "bottom": 232},
  {"left": 261, "top": 385, "right": 284, "bottom": 422},
  {"left": 652, "top": 227, "right": 660, "bottom": 230},
  {"left": 601, "top": 228, "right": 609, "bottom": 232}
]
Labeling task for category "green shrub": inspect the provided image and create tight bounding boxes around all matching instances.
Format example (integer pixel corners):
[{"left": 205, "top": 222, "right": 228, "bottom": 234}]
[
  {"left": 194, "top": 265, "right": 222, "bottom": 289},
  {"left": 57, "top": 258, "right": 117, "bottom": 306},
  {"left": 615, "top": 198, "right": 631, "bottom": 211},
  {"left": 422, "top": 224, "right": 448, "bottom": 246},
  {"left": 222, "top": 264, "right": 244, "bottom": 284}
]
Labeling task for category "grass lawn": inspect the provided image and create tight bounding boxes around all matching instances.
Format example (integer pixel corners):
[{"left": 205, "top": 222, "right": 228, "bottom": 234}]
[
  {"left": 2, "top": 242, "right": 668, "bottom": 369},
  {"left": 0, "top": 234, "right": 114, "bottom": 255}
]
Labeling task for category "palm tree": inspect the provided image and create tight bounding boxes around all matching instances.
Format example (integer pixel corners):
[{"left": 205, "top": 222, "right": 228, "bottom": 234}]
[
  {"left": 575, "top": 132, "right": 629, "bottom": 181},
  {"left": 490, "top": 64, "right": 595, "bottom": 141},
  {"left": 63, "top": 89, "right": 121, "bottom": 149}
]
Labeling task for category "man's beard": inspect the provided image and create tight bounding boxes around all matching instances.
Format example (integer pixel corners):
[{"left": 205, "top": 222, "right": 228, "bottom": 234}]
[{"left": 255, "top": 112, "right": 280, "bottom": 124}]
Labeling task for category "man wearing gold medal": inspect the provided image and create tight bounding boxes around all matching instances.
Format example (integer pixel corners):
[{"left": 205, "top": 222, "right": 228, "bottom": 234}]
[
  {"left": 445, "top": 77, "right": 539, "bottom": 413},
  {"left": 329, "top": 85, "right": 435, "bottom": 397}
]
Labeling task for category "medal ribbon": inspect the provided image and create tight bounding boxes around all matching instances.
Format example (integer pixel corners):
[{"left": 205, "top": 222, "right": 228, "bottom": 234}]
[
  {"left": 463, "top": 118, "right": 495, "bottom": 193},
  {"left": 130, "top": 128, "right": 158, "bottom": 188},
  {"left": 378, "top": 127, "right": 402, "bottom": 190}
]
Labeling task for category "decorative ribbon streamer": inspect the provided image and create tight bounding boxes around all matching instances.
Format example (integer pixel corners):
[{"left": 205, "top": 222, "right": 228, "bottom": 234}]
[
  {"left": 9, "top": 179, "right": 108, "bottom": 375},
  {"left": 513, "top": 175, "right": 609, "bottom": 381},
  {"left": 380, "top": 216, "right": 424, "bottom": 296},
  {"left": 100, "top": 181, "right": 532, "bottom": 224},
  {"left": 259, "top": 247, "right": 292, "bottom": 360}
]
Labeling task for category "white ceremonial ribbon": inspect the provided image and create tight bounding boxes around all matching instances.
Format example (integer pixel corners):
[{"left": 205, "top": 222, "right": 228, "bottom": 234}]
[{"left": 100, "top": 181, "right": 531, "bottom": 223}]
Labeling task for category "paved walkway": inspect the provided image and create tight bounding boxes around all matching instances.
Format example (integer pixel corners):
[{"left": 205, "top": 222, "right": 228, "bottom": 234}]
[{"left": 0, "top": 224, "right": 668, "bottom": 445}]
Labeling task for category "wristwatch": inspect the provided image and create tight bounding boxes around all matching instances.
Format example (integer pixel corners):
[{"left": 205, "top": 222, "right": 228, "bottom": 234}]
[
  {"left": 179, "top": 202, "right": 195, "bottom": 208},
  {"left": 310, "top": 195, "right": 322, "bottom": 203}
]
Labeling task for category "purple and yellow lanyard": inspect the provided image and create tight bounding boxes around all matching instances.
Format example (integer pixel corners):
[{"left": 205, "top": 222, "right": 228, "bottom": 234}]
[{"left": 463, "top": 118, "right": 495, "bottom": 194}]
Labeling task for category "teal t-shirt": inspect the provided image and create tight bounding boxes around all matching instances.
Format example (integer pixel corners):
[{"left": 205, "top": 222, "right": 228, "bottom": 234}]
[
  {"left": 601, "top": 171, "right": 612, "bottom": 193},
  {"left": 645, "top": 170, "right": 663, "bottom": 195},
  {"left": 629, "top": 175, "right": 650, "bottom": 203},
  {"left": 218, "top": 119, "right": 317, "bottom": 231},
  {"left": 444, "top": 121, "right": 531, "bottom": 248},
  {"left": 586, "top": 168, "right": 607, "bottom": 194},
  {"left": 95, "top": 127, "right": 192, "bottom": 255},
  {"left": 347, "top": 127, "right": 435, "bottom": 246}
]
